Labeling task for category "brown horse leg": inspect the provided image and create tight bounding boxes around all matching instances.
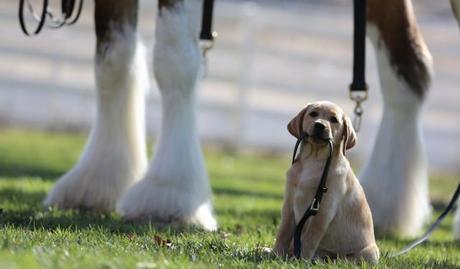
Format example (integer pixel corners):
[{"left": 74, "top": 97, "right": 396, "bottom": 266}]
[
  {"left": 45, "top": 0, "right": 148, "bottom": 212},
  {"left": 360, "top": 0, "right": 432, "bottom": 236}
]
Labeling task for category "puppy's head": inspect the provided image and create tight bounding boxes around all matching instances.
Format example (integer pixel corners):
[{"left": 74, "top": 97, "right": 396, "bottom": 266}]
[{"left": 287, "top": 101, "right": 357, "bottom": 154}]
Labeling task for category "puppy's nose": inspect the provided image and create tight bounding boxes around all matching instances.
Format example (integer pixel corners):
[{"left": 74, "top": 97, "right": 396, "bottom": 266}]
[{"left": 314, "top": 122, "right": 325, "bottom": 131}]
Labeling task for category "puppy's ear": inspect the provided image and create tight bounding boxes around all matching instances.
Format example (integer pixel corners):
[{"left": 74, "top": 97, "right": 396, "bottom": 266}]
[
  {"left": 287, "top": 106, "right": 308, "bottom": 138},
  {"left": 342, "top": 114, "right": 357, "bottom": 155}
]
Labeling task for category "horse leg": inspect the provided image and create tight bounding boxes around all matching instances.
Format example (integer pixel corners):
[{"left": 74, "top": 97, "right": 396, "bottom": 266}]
[
  {"left": 44, "top": 0, "right": 148, "bottom": 211},
  {"left": 451, "top": 0, "right": 460, "bottom": 27},
  {"left": 450, "top": 0, "right": 460, "bottom": 240},
  {"left": 360, "top": 0, "right": 433, "bottom": 236},
  {"left": 117, "top": 0, "right": 217, "bottom": 230}
]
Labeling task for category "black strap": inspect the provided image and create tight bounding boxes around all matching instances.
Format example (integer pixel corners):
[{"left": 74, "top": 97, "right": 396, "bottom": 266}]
[
  {"left": 19, "top": 0, "right": 48, "bottom": 36},
  {"left": 349, "top": 0, "right": 368, "bottom": 92},
  {"left": 291, "top": 132, "right": 309, "bottom": 165},
  {"left": 200, "top": 0, "right": 215, "bottom": 41},
  {"left": 18, "top": 0, "right": 83, "bottom": 36},
  {"left": 62, "top": 0, "right": 76, "bottom": 19},
  {"left": 389, "top": 183, "right": 460, "bottom": 257},
  {"left": 293, "top": 139, "right": 333, "bottom": 259},
  {"left": 62, "top": 0, "right": 83, "bottom": 26}
]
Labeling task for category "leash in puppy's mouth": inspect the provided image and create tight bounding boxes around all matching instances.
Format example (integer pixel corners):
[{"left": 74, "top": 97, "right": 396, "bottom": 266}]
[
  {"left": 291, "top": 134, "right": 334, "bottom": 259},
  {"left": 291, "top": 132, "right": 332, "bottom": 165},
  {"left": 291, "top": 132, "right": 309, "bottom": 165}
]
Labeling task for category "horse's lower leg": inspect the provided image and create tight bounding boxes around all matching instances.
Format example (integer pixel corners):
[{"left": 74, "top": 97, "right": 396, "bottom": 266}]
[
  {"left": 450, "top": 0, "right": 460, "bottom": 240},
  {"left": 451, "top": 0, "right": 460, "bottom": 27},
  {"left": 117, "top": 0, "right": 217, "bottom": 230},
  {"left": 360, "top": 0, "right": 432, "bottom": 236},
  {"left": 44, "top": 0, "right": 148, "bottom": 211}
]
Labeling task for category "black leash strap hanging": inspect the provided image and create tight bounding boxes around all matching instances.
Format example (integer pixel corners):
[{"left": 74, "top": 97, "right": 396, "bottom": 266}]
[
  {"left": 291, "top": 132, "right": 309, "bottom": 165},
  {"left": 18, "top": 0, "right": 84, "bottom": 36},
  {"left": 349, "top": 0, "right": 368, "bottom": 132},
  {"left": 389, "top": 183, "right": 460, "bottom": 257},
  {"left": 200, "top": 0, "right": 216, "bottom": 41},
  {"left": 200, "top": 0, "right": 218, "bottom": 56},
  {"left": 293, "top": 139, "right": 333, "bottom": 259},
  {"left": 19, "top": 0, "right": 48, "bottom": 36}
]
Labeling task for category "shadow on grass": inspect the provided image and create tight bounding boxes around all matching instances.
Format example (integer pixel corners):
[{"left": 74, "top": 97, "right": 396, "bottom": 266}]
[
  {"left": 216, "top": 207, "right": 279, "bottom": 220},
  {"left": 0, "top": 163, "right": 63, "bottom": 181},
  {"left": 0, "top": 187, "right": 46, "bottom": 208},
  {"left": 432, "top": 199, "right": 458, "bottom": 211},
  {"left": 382, "top": 256, "right": 460, "bottom": 269},
  {"left": 209, "top": 171, "right": 284, "bottom": 185},
  {"left": 213, "top": 186, "right": 282, "bottom": 200},
  {"left": 0, "top": 188, "right": 210, "bottom": 236},
  {"left": 0, "top": 208, "right": 156, "bottom": 235},
  {"left": 0, "top": 188, "right": 141, "bottom": 234}
]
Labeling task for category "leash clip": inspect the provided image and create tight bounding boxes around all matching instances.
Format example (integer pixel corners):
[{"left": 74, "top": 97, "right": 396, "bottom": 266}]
[
  {"left": 200, "top": 31, "right": 218, "bottom": 57},
  {"left": 349, "top": 90, "right": 367, "bottom": 132},
  {"left": 199, "top": 31, "right": 218, "bottom": 77}
]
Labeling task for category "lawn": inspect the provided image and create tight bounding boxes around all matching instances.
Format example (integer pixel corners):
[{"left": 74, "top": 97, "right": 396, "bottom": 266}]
[{"left": 0, "top": 128, "right": 458, "bottom": 268}]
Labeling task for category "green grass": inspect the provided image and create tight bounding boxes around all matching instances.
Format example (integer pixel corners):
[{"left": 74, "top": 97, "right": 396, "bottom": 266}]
[{"left": 0, "top": 128, "right": 458, "bottom": 268}]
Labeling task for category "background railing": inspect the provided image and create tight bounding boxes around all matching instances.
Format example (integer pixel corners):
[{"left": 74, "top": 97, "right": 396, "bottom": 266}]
[{"left": 0, "top": 1, "right": 459, "bottom": 174}]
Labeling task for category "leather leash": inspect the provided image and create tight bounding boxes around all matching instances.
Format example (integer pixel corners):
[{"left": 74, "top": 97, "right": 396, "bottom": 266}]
[
  {"left": 290, "top": 133, "right": 459, "bottom": 259},
  {"left": 200, "top": 0, "right": 216, "bottom": 42},
  {"left": 19, "top": 0, "right": 83, "bottom": 36},
  {"left": 199, "top": 0, "right": 217, "bottom": 78},
  {"left": 291, "top": 134, "right": 334, "bottom": 259},
  {"left": 389, "top": 183, "right": 460, "bottom": 257},
  {"left": 348, "top": 0, "right": 460, "bottom": 257},
  {"left": 349, "top": 0, "right": 368, "bottom": 132},
  {"left": 199, "top": 0, "right": 217, "bottom": 57}
]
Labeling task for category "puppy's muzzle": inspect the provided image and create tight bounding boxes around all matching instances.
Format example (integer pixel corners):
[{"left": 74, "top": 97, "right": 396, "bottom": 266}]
[
  {"left": 310, "top": 122, "right": 330, "bottom": 141},
  {"left": 314, "top": 122, "right": 325, "bottom": 132}
]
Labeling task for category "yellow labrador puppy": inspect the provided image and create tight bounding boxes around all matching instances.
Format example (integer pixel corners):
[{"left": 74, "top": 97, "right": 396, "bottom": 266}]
[{"left": 273, "top": 101, "right": 379, "bottom": 264}]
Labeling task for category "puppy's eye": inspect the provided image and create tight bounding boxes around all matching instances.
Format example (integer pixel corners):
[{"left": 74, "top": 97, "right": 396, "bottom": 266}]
[
  {"left": 309, "top": 111, "right": 318, "bottom": 117},
  {"left": 330, "top": 116, "right": 338, "bottom": 123}
]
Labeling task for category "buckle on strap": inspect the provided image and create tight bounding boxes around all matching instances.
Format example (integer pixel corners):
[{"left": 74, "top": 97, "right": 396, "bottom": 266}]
[
  {"left": 309, "top": 188, "right": 327, "bottom": 213},
  {"left": 309, "top": 198, "right": 320, "bottom": 212}
]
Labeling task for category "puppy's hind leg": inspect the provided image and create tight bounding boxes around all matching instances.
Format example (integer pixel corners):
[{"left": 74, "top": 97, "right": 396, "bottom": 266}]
[
  {"left": 347, "top": 244, "right": 380, "bottom": 265},
  {"left": 44, "top": 0, "right": 148, "bottom": 212},
  {"left": 117, "top": 0, "right": 217, "bottom": 231},
  {"left": 361, "top": 0, "right": 432, "bottom": 236}
]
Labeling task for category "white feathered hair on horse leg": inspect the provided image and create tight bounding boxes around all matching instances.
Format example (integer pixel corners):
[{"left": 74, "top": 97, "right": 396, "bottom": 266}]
[
  {"left": 45, "top": 26, "right": 149, "bottom": 211},
  {"left": 117, "top": 0, "right": 217, "bottom": 231}
]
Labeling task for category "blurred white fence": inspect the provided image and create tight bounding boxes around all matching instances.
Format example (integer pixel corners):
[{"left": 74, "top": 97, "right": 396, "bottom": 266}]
[{"left": 0, "top": 1, "right": 459, "bottom": 173}]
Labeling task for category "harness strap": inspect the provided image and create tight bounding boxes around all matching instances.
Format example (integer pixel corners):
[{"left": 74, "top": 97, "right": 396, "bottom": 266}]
[
  {"left": 389, "top": 183, "right": 460, "bottom": 257},
  {"left": 293, "top": 139, "right": 333, "bottom": 259}
]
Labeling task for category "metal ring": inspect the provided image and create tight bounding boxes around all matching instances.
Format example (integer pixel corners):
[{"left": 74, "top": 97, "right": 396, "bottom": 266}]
[{"left": 349, "top": 90, "right": 368, "bottom": 102}]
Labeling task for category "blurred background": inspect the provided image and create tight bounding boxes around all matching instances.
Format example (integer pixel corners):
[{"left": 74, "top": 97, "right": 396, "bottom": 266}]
[{"left": 0, "top": 0, "right": 459, "bottom": 175}]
